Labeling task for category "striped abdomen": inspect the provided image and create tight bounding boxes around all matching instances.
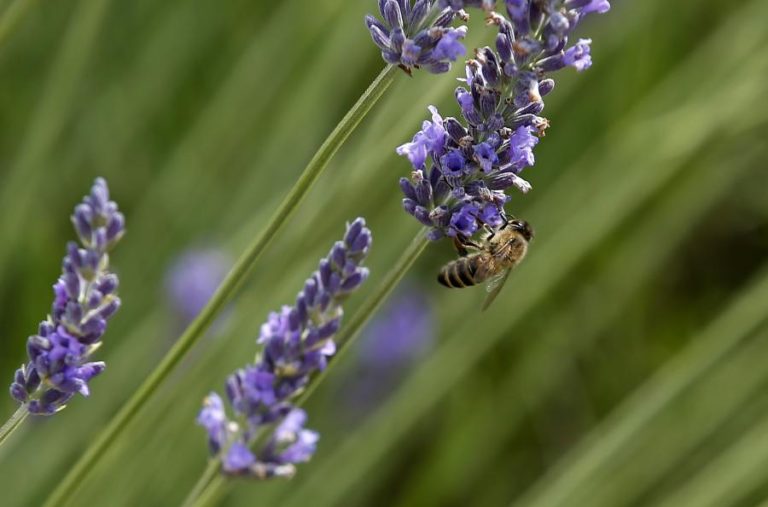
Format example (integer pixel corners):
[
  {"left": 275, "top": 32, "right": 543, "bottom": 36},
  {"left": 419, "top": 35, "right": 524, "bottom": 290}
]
[{"left": 437, "top": 256, "right": 482, "bottom": 288}]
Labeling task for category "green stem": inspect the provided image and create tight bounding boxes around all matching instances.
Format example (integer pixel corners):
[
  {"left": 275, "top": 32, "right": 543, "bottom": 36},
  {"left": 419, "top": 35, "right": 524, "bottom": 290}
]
[
  {"left": 42, "top": 64, "right": 398, "bottom": 507},
  {"left": 0, "top": 405, "right": 28, "bottom": 447},
  {"left": 190, "top": 475, "right": 226, "bottom": 507},
  {"left": 184, "top": 230, "right": 429, "bottom": 507},
  {"left": 180, "top": 460, "right": 220, "bottom": 507}
]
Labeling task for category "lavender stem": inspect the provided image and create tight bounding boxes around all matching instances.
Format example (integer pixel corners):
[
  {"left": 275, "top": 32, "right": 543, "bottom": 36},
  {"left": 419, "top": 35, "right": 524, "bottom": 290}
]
[
  {"left": 43, "top": 64, "right": 398, "bottom": 507},
  {"left": 0, "top": 406, "right": 28, "bottom": 447},
  {"left": 184, "top": 229, "right": 429, "bottom": 507}
]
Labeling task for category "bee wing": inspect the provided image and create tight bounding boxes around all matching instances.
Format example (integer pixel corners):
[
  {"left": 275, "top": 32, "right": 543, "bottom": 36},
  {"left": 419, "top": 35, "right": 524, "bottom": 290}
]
[{"left": 481, "top": 268, "right": 512, "bottom": 312}]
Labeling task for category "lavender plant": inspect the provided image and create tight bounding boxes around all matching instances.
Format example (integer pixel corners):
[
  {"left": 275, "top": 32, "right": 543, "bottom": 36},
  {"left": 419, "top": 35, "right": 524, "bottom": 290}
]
[
  {"left": 366, "top": 0, "right": 469, "bottom": 74},
  {"left": 41, "top": 2, "right": 615, "bottom": 505},
  {"left": 178, "top": 4, "right": 613, "bottom": 505},
  {"left": 9, "top": 178, "right": 125, "bottom": 416},
  {"left": 396, "top": 0, "right": 610, "bottom": 240},
  {"left": 43, "top": 8, "right": 433, "bottom": 503},
  {"left": 197, "top": 218, "right": 372, "bottom": 478}
]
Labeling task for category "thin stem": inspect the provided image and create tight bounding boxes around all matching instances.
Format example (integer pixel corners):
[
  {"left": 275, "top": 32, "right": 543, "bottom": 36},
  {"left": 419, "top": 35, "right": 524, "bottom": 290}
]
[
  {"left": 184, "top": 230, "right": 429, "bottom": 507},
  {"left": 180, "top": 460, "right": 220, "bottom": 507},
  {"left": 42, "top": 64, "right": 398, "bottom": 507},
  {"left": 192, "top": 475, "right": 226, "bottom": 507},
  {"left": 0, "top": 405, "right": 28, "bottom": 447}
]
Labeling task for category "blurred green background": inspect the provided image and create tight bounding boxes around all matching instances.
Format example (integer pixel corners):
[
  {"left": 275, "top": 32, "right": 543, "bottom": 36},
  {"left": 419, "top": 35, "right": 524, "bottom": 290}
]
[{"left": 1, "top": 0, "right": 767, "bottom": 505}]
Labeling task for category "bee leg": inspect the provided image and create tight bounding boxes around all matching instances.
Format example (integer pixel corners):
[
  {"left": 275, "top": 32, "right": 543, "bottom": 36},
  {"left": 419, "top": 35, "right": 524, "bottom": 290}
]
[
  {"left": 398, "top": 64, "right": 413, "bottom": 76},
  {"left": 452, "top": 236, "right": 469, "bottom": 257},
  {"left": 494, "top": 214, "right": 513, "bottom": 235},
  {"left": 453, "top": 235, "right": 482, "bottom": 257}
]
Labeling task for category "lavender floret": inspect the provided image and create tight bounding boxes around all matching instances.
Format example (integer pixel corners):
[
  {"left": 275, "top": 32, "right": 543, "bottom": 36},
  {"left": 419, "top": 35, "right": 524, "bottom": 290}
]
[
  {"left": 197, "top": 218, "right": 372, "bottom": 479},
  {"left": 395, "top": 0, "right": 609, "bottom": 239},
  {"left": 366, "top": 0, "right": 468, "bottom": 74},
  {"left": 9, "top": 178, "right": 125, "bottom": 415}
]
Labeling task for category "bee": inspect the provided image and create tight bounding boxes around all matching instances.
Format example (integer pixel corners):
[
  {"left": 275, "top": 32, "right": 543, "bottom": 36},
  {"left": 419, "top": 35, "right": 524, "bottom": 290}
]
[{"left": 437, "top": 218, "right": 534, "bottom": 310}]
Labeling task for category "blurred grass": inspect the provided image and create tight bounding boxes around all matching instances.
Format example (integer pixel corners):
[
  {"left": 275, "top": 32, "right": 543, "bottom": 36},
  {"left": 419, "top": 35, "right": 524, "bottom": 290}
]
[
  {"left": 391, "top": 137, "right": 766, "bottom": 507},
  {"left": 0, "top": 0, "right": 767, "bottom": 506},
  {"left": 0, "top": 0, "right": 110, "bottom": 279},
  {"left": 259, "top": 1, "right": 768, "bottom": 505},
  {"left": 514, "top": 263, "right": 768, "bottom": 507}
]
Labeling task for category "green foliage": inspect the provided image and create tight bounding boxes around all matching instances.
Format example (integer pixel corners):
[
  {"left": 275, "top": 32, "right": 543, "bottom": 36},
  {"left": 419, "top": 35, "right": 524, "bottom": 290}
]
[{"left": 0, "top": 0, "right": 766, "bottom": 506}]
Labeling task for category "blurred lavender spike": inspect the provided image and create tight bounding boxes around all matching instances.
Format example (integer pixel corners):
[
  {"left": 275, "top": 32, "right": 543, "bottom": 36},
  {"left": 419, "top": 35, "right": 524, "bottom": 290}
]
[
  {"left": 359, "top": 285, "right": 434, "bottom": 368},
  {"left": 344, "top": 285, "right": 434, "bottom": 416},
  {"left": 395, "top": 0, "right": 610, "bottom": 240},
  {"left": 165, "top": 248, "right": 231, "bottom": 326},
  {"left": 9, "top": 178, "right": 125, "bottom": 415},
  {"left": 197, "top": 218, "right": 372, "bottom": 479}
]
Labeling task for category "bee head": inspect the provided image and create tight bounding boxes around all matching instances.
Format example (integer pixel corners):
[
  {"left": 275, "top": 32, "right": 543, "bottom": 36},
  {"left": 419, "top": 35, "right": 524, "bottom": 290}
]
[{"left": 510, "top": 219, "right": 534, "bottom": 241}]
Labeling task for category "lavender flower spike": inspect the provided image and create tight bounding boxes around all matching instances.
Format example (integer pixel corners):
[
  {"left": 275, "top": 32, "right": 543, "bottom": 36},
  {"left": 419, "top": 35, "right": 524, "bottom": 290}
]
[
  {"left": 396, "top": 1, "right": 610, "bottom": 240},
  {"left": 9, "top": 178, "right": 125, "bottom": 415},
  {"left": 197, "top": 218, "right": 372, "bottom": 479},
  {"left": 366, "top": 0, "right": 468, "bottom": 74}
]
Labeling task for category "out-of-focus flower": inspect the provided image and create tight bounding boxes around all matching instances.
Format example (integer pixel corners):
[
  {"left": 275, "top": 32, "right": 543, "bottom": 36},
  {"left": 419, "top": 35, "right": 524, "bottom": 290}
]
[
  {"left": 396, "top": 1, "right": 610, "bottom": 240},
  {"left": 344, "top": 285, "right": 434, "bottom": 415},
  {"left": 359, "top": 286, "right": 434, "bottom": 367},
  {"left": 197, "top": 218, "right": 372, "bottom": 479},
  {"left": 165, "top": 248, "right": 231, "bottom": 325},
  {"left": 9, "top": 178, "right": 125, "bottom": 415}
]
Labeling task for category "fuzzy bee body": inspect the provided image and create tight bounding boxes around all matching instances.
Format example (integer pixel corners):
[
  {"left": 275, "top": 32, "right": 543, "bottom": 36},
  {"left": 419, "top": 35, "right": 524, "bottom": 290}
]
[{"left": 437, "top": 219, "right": 534, "bottom": 309}]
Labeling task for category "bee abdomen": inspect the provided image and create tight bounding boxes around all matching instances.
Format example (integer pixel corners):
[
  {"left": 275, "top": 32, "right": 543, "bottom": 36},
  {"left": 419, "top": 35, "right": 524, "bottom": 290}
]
[{"left": 438, "top": 258, "right": 478, "bottom": 288}]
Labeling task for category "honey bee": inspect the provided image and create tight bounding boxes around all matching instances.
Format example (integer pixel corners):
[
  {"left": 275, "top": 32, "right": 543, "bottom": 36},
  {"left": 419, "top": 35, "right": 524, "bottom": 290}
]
[{"left": 437, "top": 218, "right": 534, "bottom": 310}]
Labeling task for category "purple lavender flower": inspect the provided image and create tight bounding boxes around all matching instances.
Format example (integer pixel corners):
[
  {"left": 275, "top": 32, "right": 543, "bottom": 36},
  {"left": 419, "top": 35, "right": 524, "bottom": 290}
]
[
  {"left": 562, "top": 38, "right": 593, "bottom": 71},
  {"left": 396, "top": 1, "right": 609, "bottom": 240},
  {"left": 365, "top": 0, "right": 468, "bottom": 74},
  {"left": 9, "top": 178, "right": 125, "bottom": 415},
  {"left": 197, "top": 218, "right": 372, "bottom": 479},
  {"left": 396, "top": 106, "right": 447, "bottom": 169},
  {"left": 567, "top": 0, "right": 610, "bottom": 15},
  {"left": 213, "top": 407, "right": 319, "bottom": 478},
  {"left": 165, "top": 248, "right": 231, "bottom": 325},
  {"left": 449, "top": 202, "right": 481, "bottom": 237},
  {"left": 507, "top": 125, "right": 539, "bottom": 171},
  {"left": 198, "top": 392, "right": 229, "bottom": 453}
]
